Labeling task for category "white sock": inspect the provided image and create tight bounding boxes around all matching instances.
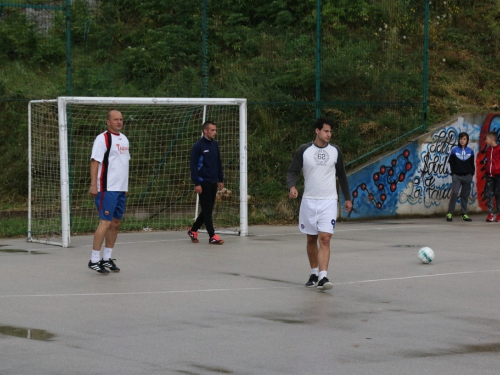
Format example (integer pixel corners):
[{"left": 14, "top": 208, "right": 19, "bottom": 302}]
[
  {"left": 103, "top": 247, "right": 113, "bottom": 261},
  {"left": 319, "top": 270, "right": 327, "bottom": 280},
  {"left": 91, "top": 250, "right": 100, "bottom": 263},
  {"left": 311, "top": 267, "right": 319, "bottom": 276}
]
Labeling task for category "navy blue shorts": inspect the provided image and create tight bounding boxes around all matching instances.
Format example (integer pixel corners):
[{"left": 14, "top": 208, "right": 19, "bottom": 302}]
[{"left": 94, "top": 192, "right": 127, "bottom": 221}]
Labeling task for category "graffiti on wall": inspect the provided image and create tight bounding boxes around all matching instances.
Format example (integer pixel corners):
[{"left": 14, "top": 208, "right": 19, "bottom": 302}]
[
  {"left": 350, "top": 148, "right": 414, "bottom": 215},
  {"left": 399, "top": 126, "right": 474, "bottom": 208},
  {"left": 346, "top": 117, "right": 484, "bottom": 218}
]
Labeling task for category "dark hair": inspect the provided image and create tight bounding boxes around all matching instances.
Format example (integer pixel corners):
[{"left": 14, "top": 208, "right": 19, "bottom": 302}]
[
  {"left": 314, "top": 117, "right": 334, "bottom": 130},
  {"left": 202, "top": 121, "right": 216, "bottom": 130}
]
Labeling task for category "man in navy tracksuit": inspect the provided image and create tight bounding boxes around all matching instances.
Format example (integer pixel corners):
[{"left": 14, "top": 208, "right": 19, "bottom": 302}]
[
  {"left": 446, "top": 132, "right": 475, "bottom": 222},
  {"left": 188, "top": 121, "right": 225, "bottom": 244}
]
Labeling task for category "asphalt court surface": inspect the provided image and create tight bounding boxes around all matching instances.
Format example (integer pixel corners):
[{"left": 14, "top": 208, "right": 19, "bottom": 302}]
[{"left": 1, "top": 215, "right": 499, "bottom": 375}]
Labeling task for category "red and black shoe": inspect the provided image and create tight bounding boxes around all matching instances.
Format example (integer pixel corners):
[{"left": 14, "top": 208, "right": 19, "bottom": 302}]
[
  {"left": 209, "top": 234, "right": 224, "bottom": 245},
  {"left": 188, "top": 228, "right": 199, "bottom": 243}
]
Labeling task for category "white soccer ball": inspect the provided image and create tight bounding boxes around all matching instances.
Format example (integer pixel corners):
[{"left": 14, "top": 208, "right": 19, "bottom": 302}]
[{"left": 418, "top": 247, "right": 434, "bottom": 264}]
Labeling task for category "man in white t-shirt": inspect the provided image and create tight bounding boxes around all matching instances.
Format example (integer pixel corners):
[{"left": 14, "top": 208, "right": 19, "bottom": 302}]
[
  {"left": 287, "top": 118, "right": 352, "bottom": 291},
  {"left": 88, "top": 110, "right": 130, "bottom": 274}
]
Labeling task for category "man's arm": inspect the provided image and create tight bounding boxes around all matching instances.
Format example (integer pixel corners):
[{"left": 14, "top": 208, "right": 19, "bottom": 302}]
[
  {"left": 287, "top": 144, "right": 306, "bottom": 191},
  {"left": 448, "top": 151, "right": 456, "bottom": 174},
  {"left": 334, "top": 146, "right": 352, "bottom": 212},
  {"left": 89, "top": 159, "right": 99, "bottom": 197},
  {"left": 89, "top": 134, "right": 106, "bottom": 197},
  {"left": 190, "top": 142, "right": 201, "bottom": 186},
  {"left": 217, "top": 143, "right": 224, "bottom": 185},
  {"left": 470, "top": 150, "right": 475, "bottom": 175}
]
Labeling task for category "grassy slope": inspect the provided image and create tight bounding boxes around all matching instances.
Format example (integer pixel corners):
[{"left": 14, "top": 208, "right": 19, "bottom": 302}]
[
  {"left": 1, "top": 1, "right": 499, "bottom": 236},
  {"left": 426, "top": 1, "right": 500, "bottom": 121}
]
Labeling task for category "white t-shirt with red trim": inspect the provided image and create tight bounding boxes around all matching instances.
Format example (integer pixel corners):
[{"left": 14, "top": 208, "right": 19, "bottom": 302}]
[{"left": 90, "top": 131, "right": 130, "bottom": 192}]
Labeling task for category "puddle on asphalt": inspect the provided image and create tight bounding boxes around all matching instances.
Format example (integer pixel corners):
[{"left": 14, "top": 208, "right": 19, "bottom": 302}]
[
  {"left": 252, "top": 313, "right": 306, "bottom": 325},
  {"left": 190, "top": 364, "right": 234, "bottom": 374},
  {"left": 463, "top": 343, "right": 500, "bottom": 353},
  {"left": 404, "top": 342, "right": 500, "bottom": 358},
  {"left": 252, "top": 237, "right": 281, "bottom": 241},
  {"left": 0, "top": 249, "right": 48, "bottom": 254},
  {"left": 0, "top": 325, "right": 55, "bottom": 341},
  {"left": 220, "top": 272, "right": 297, "bottom": 285}
]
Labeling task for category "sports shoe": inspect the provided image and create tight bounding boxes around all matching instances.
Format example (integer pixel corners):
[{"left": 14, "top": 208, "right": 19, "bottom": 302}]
[
  {"left": 462, "top": 214, "right": 472, "bottom": 222},
  {"left": 446, "top": 213, "right": 452, "bottom": 222},
  {"left": 100, "top": 258, "right": 120, "bottom": 272},
  {"left": 317, "top": 277, "right": 333, "bottom": 291},
  {"left": 305, "top": 274, "right": 319, "bottom": 288},
  {"left": 486, "top": 213, "right": 495, "bottom": 222},
  {"left": 187, "top": 228, "right": 199, "bottom": 243},
  {"left": 88, "top": 260, "right": 109, "bottom": 274},
  {"left": 495, "top": 214, "right": 500, "bottom": 222},
  {"left": 209, "top": 234, "right": 224, "bottom": 245}
]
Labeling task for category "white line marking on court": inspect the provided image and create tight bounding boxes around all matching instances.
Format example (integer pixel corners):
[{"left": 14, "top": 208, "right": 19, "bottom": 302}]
[
  {"left": 336, "top": 225, "right": 433, "bottom": 232},
  {"left": 67, "top": 224, "right": 445, "bottom": 248},
  {"left": 1, "top": 269, "right": 498, "bottom": 299},
  {"left": 333, "top": 269, "right": 500, "bottom": 286},
  {"left": 18, "top": 223, "right": 483, "bottom": 250},
  {"left": 252, "top": 224, "right": 434, "bottom": 237},
  {"left": 0, "top": 286, "right": 295, "bottom": 298}
]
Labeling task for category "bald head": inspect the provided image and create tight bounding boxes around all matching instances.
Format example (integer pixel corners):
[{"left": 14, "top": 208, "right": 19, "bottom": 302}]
[{"left": 106, "top": 110, "right": 123, "bottom": 134}]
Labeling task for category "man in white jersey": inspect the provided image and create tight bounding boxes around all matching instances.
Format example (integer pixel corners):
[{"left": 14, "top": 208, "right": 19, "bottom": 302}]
[
  {"left": 88, "top": 110, "right": 130, "bottom": 274},
  {"left": 287, "top": 118, "right": 352, "bottom": 290}
]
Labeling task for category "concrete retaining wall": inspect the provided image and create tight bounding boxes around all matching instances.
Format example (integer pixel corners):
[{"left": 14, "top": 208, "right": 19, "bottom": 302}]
[{"left": 343, "top": 113, "right": 500, "bottom": 219}]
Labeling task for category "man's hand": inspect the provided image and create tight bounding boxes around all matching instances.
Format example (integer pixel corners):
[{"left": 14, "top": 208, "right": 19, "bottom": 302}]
[
  {"left": 194, "top": 185, "right": 202, "bottom": 194},
  {"left": 289, "top": 186, "right": 298, "bottom": 199},
  {"left": 343, "top": 200, "right": 353, "bottom": 213},
  {"left": 89, "top": 185, "right": 98, "bottom": 197}
]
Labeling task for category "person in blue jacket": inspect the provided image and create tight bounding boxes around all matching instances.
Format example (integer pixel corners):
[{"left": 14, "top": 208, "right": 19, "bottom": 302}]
[
  {"left": 187, "top": 121, "right": 225, "bottom": 244},
  {"left": 446, "top": 132, "right": 475, "bottom": 222}
]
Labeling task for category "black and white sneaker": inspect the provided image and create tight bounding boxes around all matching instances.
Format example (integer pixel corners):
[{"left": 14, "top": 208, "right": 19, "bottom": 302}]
[
  {"left": 100, "top": 258, "right": 120, "bottom": 272},
  {"left": 305, "top": 274, "right": 318, "bottom": 288},
  {"left": 88, "top": 260, "right": 109, "bottom": 274},
  {"left": 317, "top": 277, "right": 333, "bottom": 291}
]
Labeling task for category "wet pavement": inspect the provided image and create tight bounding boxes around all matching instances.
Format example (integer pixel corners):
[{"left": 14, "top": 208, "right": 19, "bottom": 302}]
[{"left": 1, "top": 216, "right": 499, "bottom": 374}]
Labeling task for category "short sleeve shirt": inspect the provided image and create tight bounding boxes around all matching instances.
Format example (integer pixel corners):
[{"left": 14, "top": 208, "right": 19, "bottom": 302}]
[{"left": 90, "top": 131, "right": 130, "bottom": 192}]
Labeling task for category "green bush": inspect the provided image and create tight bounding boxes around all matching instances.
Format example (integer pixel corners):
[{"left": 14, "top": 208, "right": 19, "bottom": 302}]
[{"left": 0, "top": 11, "right": 38, "bottom": 61}]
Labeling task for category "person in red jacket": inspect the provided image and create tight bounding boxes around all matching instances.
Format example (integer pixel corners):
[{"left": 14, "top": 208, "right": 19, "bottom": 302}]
[{"left": 484, "top": 132, "right": 500, "bottom": 222}]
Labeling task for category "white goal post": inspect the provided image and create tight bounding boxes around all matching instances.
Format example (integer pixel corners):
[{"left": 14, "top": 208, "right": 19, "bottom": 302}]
[{"left": 28, "top": 97, "right": 248, "bottom": 247}]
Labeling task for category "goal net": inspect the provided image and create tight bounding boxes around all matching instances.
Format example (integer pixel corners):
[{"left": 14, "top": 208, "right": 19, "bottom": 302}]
[{"left": 28, "top": 97, "right": 247, "bottom": 247}]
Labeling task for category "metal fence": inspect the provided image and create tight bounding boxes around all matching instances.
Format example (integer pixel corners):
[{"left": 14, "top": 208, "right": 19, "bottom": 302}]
[{"left": 0, "top": 0, "right": 430, "bottom": 210}]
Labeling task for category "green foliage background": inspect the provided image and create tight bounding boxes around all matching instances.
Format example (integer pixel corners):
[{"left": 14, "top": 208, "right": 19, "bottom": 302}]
[{"left": 1, "top": 0, "right": 500, "bottom": 235}]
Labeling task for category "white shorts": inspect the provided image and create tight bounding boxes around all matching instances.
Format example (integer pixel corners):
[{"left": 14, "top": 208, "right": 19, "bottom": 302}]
[{"left": 299, "top": 198, "right": 338, "bottom": 235}]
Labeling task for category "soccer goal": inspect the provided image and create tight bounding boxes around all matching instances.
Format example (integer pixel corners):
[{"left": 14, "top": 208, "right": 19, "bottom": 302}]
[{"left": 28, "top": 97, "right": 248, "bottom": 247}]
